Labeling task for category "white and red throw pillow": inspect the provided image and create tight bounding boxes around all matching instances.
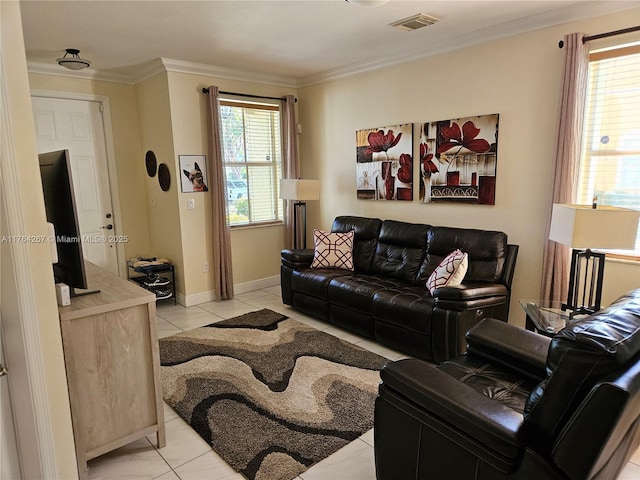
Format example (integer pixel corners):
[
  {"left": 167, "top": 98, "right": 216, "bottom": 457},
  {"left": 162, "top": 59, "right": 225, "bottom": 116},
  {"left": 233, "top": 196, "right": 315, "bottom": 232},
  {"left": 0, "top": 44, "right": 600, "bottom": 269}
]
[
  {"left": 311, "top": 229, "right": 355, "bottom": 271},
  {"left": 426, "top": 249, "right": 468, "bottom": 294}
]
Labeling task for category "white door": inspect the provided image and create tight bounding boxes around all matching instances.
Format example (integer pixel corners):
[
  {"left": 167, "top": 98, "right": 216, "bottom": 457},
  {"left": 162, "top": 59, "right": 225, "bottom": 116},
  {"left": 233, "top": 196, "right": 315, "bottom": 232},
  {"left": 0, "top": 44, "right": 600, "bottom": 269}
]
[
  {"left": 0, "top": 314, "right": 21, "bottom": 480},
  {"left": 31, "top": 96, "right": 119, "bottom": 275}
]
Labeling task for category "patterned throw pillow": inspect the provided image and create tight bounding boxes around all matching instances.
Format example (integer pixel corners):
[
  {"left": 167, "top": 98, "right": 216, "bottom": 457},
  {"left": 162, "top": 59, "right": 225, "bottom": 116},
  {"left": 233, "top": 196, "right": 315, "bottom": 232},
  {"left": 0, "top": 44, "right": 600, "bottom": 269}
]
[
  {"left": 426, "top": 249, "right": 468, "bottom": 294},
  {"left": 311, "top": 229, "right": 355, "bottom": 270}
]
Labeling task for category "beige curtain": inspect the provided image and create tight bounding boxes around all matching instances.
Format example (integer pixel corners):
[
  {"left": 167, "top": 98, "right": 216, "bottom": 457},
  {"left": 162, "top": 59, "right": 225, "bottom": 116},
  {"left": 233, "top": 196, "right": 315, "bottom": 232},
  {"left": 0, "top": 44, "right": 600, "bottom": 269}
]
[
  {"left": 206, "top": 86, "right": 234, "bottom": 299},
  {"left": 282, "top": 95, "right": 300, "bottom": 249},
  {"left": 540, "top": 33, "right": 589, "bottom": 303}
]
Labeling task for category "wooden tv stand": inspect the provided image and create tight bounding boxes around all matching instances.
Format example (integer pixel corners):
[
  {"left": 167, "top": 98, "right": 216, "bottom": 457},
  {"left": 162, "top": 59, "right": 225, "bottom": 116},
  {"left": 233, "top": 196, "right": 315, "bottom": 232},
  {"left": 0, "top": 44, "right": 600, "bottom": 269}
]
[{"left": 57, "top": 262, "right": 166, "bottom": 479}]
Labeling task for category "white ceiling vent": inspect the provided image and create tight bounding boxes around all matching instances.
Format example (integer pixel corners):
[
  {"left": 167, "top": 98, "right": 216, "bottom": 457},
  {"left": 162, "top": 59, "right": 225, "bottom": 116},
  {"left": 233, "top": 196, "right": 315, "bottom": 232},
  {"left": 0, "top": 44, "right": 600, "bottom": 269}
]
[{"left": 390, "top": 13, "right": 440, "bottom": 32}]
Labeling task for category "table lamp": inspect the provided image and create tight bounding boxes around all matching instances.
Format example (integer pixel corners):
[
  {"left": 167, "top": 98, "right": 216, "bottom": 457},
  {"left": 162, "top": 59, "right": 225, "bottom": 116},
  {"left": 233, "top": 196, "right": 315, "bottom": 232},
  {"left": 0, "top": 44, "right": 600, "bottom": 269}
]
[
  {"left": 549, "top": 203, "right": 640, "bottom": 315},
  {"left": 280, "top": 179, "right": 320, "bottom": 249}
]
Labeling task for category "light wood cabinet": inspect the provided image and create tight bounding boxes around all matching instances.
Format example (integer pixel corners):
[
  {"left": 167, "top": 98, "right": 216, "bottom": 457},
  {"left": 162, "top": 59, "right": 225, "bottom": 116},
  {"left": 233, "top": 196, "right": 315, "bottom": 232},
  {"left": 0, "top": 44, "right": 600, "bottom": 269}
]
[{"left": 58, "top": 262, "right": 166, "bottom": 479}]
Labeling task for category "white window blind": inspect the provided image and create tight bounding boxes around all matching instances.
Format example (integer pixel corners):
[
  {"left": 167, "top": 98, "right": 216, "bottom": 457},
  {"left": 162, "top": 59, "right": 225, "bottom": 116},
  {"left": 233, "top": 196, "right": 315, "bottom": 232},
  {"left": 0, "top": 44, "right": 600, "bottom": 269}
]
[
  {"left": 577, "top": 45, "right": 640, "bottom": 252},
  {"left": 220, "top": 99, "right": 283, "bottom": 226}
]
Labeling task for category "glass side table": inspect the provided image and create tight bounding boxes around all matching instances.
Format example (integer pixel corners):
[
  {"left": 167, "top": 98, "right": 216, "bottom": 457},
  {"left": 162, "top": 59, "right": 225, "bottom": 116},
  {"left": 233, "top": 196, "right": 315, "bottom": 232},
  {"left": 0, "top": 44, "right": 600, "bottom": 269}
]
[{"left": 519, "top": 300, "right": 588, "bottom": 337}]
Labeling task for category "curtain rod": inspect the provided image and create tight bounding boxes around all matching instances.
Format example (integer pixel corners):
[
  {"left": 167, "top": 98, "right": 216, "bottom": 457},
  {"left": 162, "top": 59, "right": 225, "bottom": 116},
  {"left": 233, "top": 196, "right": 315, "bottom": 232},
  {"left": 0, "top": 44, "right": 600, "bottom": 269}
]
[
  {"left": 559, "top": 25, "right": 640, "bottom": 48},
  {"left": 201, "top": 88, "right": 296, "bottom": 103}
]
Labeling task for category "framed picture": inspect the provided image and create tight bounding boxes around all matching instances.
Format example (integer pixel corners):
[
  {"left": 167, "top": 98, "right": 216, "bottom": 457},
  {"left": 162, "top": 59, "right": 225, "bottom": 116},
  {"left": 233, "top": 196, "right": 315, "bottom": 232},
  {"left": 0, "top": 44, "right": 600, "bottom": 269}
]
[
  {"left": 356, "top": 123, "right": 413, "bottom": 201},
  {"left": 179, "top": 155, "right": 208, "bottom": 193},
  {"left": 419, "top": 114, "right": 499, "bottom": 205}
]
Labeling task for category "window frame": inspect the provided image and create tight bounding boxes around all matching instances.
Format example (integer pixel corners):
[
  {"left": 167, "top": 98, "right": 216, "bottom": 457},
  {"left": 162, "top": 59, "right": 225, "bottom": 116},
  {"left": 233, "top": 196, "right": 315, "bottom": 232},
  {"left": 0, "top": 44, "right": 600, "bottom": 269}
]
[
  {"left": 219, "top": 98, "right": 284, "bottom": 228},
  {"left": 577, "top": 44, "right": 640, "bottom": 261}
]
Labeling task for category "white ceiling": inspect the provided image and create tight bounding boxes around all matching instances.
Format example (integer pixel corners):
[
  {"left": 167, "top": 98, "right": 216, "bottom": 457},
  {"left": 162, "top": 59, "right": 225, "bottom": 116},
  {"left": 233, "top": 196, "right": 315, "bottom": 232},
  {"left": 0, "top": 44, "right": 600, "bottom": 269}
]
[{"left": 20, "top": 0, "right": 639, "bottom": 86}]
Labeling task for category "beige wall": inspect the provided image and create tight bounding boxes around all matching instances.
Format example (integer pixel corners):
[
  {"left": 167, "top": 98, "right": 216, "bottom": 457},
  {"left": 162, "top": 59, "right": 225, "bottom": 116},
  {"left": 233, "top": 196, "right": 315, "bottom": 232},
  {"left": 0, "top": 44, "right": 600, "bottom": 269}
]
[
  {"left": 135, "top": 73, "right": 186, "bottom": 295},
  {"left": 27, "top": 74, "right": 152, "bottom": 263},
  {"left": 603, "top": 260, "right": 640, "bottom": 307},
  {"left": 164, "top": 71, "right": 296, "bottom": 303},
  {"left": 2, "top": 1, "right": 77, "bottom": 477},
  {"left": 298, "top": 9, "right": 640, "bottom": 324}
]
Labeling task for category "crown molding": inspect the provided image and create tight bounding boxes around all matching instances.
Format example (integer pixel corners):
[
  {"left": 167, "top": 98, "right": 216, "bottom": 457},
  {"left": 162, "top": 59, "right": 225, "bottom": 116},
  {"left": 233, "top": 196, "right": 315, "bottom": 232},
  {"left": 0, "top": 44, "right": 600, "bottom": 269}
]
[
  {"left": 27, "top": 57, "right": 298, "bottom": 89},
  {"left": 159, "top": 58, "right": 297, "bottom": 88},
  {"left": 297, "top": 1, "right": 639, "bottom": 87},
  {"left": 27, "top": 61, "right": 135, "bottom": 84},
  {"left": 129, "top": 58, "right": 167, "bottom": 84}
]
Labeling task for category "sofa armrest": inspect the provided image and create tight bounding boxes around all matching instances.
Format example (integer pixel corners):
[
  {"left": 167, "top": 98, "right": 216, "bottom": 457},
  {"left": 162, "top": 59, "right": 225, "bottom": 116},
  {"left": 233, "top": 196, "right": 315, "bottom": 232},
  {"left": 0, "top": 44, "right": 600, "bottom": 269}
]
[
  {"left": 501, "top": 244, "right": 519, "bottom": 290},
  {"left": 433, "top": 283, "right": 508, "bottom": 300},
  {"left": 432, "top": 283, "right": 508, "bottom": 310},
  {"left": 466, "top": 318, "right": 550, "bottom": 381},
  {"left": 380, "top": 358, "right": 525, "bottom": 456},
  {"left": 281, "top": 248, "right": 314, "bottom": 269}
]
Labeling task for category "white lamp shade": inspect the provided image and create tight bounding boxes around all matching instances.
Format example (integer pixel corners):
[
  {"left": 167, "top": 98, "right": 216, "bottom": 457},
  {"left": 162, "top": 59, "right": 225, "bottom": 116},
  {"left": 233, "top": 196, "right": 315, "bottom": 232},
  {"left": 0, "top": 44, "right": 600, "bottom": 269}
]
[
  {"left": 549, "top": 204, "right": 640, "bottom": 250},
  {"left": 279, "top": 179, "right": 320, "bottom": 201}
]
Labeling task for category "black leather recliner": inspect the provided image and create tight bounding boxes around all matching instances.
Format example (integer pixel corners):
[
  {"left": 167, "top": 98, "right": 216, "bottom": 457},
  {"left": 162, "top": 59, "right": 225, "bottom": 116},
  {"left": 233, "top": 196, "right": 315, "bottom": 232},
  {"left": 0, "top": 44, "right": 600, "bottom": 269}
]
[{"left": 374, "top": 289, "right": 640, "bottom": 480}]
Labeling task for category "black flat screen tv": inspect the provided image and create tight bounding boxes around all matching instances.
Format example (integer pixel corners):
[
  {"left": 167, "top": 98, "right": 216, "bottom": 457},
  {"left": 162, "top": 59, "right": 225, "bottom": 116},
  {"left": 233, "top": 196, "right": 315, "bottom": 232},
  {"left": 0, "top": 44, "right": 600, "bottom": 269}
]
[{"left": 38, "top": 149, "right": 98, "bottom": 296}]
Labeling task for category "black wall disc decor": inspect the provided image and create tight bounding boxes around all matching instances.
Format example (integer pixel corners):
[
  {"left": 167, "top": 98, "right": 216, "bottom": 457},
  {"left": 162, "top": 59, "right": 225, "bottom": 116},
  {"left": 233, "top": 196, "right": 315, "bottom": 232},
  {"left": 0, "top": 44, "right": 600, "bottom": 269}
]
[
  {"left": 145, "top": 150, "right": 157, "bottom": 177},
  {"left": 158, "top": 163, "right": 171, "bottom": 191}
]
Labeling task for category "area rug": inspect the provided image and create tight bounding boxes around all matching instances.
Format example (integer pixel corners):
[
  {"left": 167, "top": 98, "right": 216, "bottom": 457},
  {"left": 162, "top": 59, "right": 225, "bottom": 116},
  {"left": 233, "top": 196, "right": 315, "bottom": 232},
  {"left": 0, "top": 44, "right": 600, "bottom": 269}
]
[{"left": 159, "top": 309, "right": 389, "bottom": 480}]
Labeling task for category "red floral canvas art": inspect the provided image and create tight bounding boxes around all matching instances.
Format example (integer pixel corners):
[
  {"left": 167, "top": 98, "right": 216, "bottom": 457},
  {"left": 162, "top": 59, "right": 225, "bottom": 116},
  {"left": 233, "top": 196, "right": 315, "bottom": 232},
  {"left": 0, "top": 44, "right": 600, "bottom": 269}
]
[
  {"left": 419, "top": 114, "right": 499, "bottom": 205},
  {"left": 356, "top": 123, "right": 413, "bottom": 201}
]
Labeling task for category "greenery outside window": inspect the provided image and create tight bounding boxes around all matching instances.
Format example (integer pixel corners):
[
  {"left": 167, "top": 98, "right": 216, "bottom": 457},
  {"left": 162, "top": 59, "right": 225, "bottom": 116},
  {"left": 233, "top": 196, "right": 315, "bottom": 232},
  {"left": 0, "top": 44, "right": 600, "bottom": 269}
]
[
  {"left": 220, "top": 99, "right": 283, "bottom": 226},
  {"left": 577, "top": 44, "right": 640, "bottom": 258}
]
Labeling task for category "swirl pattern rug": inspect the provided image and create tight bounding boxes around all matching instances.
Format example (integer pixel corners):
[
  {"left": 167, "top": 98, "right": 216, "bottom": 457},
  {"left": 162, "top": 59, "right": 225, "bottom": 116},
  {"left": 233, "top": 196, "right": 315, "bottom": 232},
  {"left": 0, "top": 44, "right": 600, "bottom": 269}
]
[{"left": 159, "top": 309, "right": 389, "bottom": 480}]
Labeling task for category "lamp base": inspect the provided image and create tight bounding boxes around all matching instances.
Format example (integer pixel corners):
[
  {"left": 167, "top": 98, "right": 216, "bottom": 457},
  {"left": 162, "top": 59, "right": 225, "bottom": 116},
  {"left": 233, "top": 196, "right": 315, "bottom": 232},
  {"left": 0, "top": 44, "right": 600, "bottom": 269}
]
[
  {"left": 293, "top": 201, "right": 307, "bottom": 249},
  {"left": 563, "top": 248, "right": 605, "bottom": 317}
]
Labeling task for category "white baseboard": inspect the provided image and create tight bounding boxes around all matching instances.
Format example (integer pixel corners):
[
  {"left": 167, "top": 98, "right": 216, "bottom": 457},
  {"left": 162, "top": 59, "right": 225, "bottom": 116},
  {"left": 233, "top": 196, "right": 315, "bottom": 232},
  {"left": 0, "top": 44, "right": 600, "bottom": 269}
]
[
  {"left": 234, "top": 275, "right": 280, "bottom": 295},
  {"left": 179, "top": 290, "right": 213, "bottom": 307},
  {"left": 179, "top": 275, "right": 280, "bottom": 307}
]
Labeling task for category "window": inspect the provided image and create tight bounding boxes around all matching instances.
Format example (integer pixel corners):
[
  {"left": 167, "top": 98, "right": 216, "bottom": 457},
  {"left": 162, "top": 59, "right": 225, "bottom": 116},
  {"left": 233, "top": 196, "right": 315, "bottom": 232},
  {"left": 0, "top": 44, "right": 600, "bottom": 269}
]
[
  {"left": 577, "top": 44, "right": 640, "bottom": 253},
  {"left": 219, "top": 99, "right": 283, "bottom": 226}
]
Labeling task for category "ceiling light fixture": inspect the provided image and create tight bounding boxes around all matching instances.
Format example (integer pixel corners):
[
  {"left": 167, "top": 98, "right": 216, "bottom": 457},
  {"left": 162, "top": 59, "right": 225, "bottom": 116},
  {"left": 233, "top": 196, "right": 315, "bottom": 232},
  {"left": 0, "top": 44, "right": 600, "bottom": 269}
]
[{"left": 56, "top": 49, "right": 91, "bottom": 70}]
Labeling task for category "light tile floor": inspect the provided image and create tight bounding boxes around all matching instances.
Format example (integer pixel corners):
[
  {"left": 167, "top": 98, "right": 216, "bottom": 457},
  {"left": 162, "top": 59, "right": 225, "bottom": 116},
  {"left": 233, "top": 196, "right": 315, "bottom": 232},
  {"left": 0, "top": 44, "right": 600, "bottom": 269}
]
[{"left": 88, "top": 285, "right": 640, "bottom": 480}]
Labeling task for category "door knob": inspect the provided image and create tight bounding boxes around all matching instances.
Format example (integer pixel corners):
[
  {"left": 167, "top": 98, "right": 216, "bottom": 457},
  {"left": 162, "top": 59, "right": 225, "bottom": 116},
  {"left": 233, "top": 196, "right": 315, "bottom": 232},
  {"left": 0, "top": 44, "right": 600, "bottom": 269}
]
[
  {"left": 0, "top": 364, "right": 7, "bottom": 377},
  {"left": 102, "top": 224, "right": 113, "bottom": 230}
]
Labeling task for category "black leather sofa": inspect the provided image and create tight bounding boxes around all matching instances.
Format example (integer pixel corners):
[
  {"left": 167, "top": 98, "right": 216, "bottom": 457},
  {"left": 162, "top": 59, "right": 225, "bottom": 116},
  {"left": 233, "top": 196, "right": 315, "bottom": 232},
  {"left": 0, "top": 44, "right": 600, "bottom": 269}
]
[
  {"left": 280, "top": 216, "right": 518, "bottom": 363},
  {"left": 374, "top": 289, "right": 640, "bottom": 480}
]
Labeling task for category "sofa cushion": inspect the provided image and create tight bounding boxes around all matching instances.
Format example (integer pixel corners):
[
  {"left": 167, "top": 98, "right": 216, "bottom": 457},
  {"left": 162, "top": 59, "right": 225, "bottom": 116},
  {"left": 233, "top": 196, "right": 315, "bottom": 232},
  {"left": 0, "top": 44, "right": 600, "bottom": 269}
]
[
  {"left": 332, "top": 216, "right": 382, "bottom": 274},
  {"left": 370, "top": 220, "right": 429, "bottom": 284},
  {"left": 328, "top": 274, "right": 408, "bottom": 314},
  {"left": 373, "top": 287, "right": 434, "bottom": 334},
  {"left": 438, "top": 355, "right": 537, "bottom": 414},
  {"left": 524, "top": 290, "right": 640, "bottom": 445},
  {"left": 290, "top": 268, "right": 345, "bottom": 300},
  {"left": 418, "top": 227, "right": 507, "bottom": 284},
  {"left": 426, "top": 249, "right": 468, "bottom": 294},
  {"left": 311, "top": 229, "right": 354, "bottom": 270}
]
